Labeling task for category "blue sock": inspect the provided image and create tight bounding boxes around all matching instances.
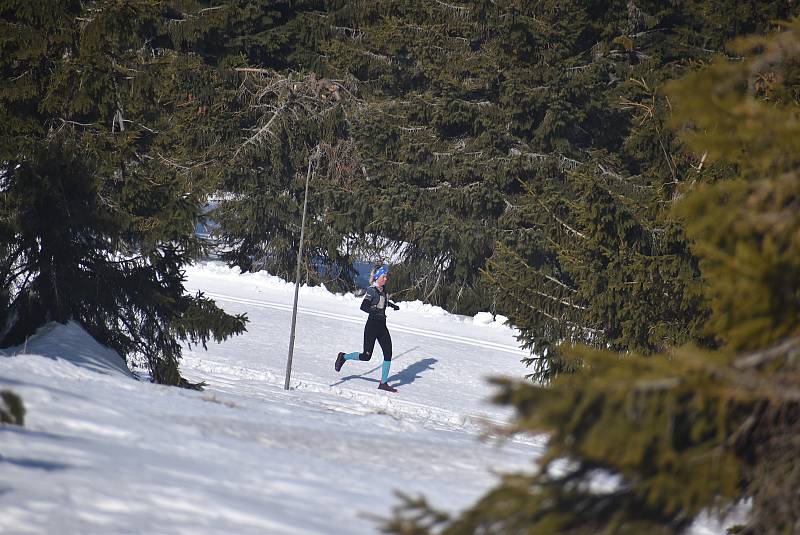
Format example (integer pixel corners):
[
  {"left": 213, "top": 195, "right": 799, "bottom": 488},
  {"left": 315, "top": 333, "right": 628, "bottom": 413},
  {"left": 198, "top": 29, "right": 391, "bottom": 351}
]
[
  {"left": 381, "top": 360, "right": 391, "bottom": 383},
  {"left": 344, "top": 352, "right": 360, "bottom": 361}
]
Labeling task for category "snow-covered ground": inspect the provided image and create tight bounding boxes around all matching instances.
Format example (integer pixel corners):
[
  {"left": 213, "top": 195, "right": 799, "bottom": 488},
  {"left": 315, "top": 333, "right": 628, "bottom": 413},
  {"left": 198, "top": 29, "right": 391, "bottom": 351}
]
[
  {"left": 0, "top": 262, "right": 539, "bottom": 534},
  {"left": 0, "top": 262, "right": 739, "bottom": 534}
]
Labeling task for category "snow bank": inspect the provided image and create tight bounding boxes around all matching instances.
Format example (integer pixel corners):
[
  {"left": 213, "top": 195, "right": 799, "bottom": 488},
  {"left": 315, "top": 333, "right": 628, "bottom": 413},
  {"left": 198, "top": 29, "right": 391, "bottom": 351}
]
[{"left": 4, "top": 321, "right": 131, "bottom": 378}]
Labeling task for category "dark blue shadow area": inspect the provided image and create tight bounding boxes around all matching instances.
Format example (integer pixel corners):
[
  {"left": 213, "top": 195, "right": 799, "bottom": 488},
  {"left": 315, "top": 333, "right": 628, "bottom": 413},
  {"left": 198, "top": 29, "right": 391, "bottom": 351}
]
[
  {"left": 0, "top": 376, "right": 92, "bottom": 403},
  {"left": 0, "top": 454, "right": 71, "bottom": 472},
  {"left": 352, "top": 260, "right": 376, "bottom": 289},
  {"left": 387, "top": 358, "right": 437, "bottom": 388},
  {"left": 0, "top": 425, "right": 77, "bottom": 443}
]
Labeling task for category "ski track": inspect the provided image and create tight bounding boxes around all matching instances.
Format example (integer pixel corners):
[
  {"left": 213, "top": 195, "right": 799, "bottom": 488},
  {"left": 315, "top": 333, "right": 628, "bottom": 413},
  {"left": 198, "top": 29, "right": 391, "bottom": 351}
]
[
  {"left": 201, "top": 291, "right": 527, "bottom": 356},
  {"left": 184, "top": 357, "right": 541, "bottom": 448},
  {"left": 183, "top": 290, "right": 538, "bottom": 445}
]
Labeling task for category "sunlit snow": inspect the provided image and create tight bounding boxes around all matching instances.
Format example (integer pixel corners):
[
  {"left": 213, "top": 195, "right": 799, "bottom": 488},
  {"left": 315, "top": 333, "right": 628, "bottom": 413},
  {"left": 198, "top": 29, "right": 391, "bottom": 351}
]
[{"left": 0, "top": 261, "right": 741, "bottom": 534}]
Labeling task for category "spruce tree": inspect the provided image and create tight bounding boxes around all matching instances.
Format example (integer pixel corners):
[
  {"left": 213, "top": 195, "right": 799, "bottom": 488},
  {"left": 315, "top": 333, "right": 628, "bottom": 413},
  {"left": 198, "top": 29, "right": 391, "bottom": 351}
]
[
  {"left": 212, "top": 1, "right": 772, "bottom": 320},
  {"left": 381, "top": 16, "right": 800, "bottom": 535},
  {"left": 480, "top": 0, "right": 793, "bottom": 379},
  {"left": 214, "top": 67, "right": 364, "bottom": 291},
  {"left": 0, "top": 1, "right": 247, "bottom": 386},
  {"left": 296, "top": 0, "right": 794, "bottom": 321}
]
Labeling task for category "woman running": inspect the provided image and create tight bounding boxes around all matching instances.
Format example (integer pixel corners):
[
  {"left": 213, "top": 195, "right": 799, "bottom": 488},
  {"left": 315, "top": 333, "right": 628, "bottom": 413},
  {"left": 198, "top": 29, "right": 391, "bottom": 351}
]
[{"left": 334, "top": 265, "right": 400, "bottom": 392}]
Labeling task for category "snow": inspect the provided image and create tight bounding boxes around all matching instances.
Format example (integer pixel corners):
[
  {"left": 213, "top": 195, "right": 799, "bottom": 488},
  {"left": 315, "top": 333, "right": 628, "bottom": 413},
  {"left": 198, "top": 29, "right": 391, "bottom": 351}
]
[
  {"left": 0, "top": 261, "right": 737, "bottom": 534},
  {"left": 0, "top": 261, "right": 540, "bottom": 535}
]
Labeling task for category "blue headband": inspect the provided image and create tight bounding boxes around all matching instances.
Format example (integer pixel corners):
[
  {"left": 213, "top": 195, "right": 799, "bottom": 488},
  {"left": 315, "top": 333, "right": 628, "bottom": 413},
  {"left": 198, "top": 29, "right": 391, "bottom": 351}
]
[{"left": 373, "top": 265, "right": 389, "bottom": 281}]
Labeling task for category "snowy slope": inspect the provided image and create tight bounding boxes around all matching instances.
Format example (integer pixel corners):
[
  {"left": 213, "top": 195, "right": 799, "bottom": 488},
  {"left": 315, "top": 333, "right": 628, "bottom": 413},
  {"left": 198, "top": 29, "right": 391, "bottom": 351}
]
[
  {"left": 0, "top": 262, "right": 540, "bottom": 535},
  {"left": 0, "top": 262, "right": 738, "bottom": 534}
]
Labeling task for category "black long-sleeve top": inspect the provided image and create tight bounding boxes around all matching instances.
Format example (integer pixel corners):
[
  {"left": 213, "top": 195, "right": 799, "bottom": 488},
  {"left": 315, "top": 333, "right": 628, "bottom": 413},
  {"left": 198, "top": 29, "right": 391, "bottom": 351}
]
[{"left": 360, "top": 285, "right": 397, "bottom": 321}]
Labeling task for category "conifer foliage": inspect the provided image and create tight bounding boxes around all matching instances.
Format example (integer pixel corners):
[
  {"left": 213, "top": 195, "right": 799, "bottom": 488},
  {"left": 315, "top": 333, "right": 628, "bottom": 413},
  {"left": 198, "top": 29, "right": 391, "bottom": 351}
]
[
  {"left": 306, "top": 0, "right": 794, "bottom": 329},
  {"left": 479, "top": 0, "right": 791, "bottom": 380},
  {"left": 0, "top": 1, "right": 246, "bottom": 386},
  {"left": 381, "top": 18, "right": 800, "bottom": 535},
  {"left": 214, "top": 68, "right": 365, "bottom": 291}
]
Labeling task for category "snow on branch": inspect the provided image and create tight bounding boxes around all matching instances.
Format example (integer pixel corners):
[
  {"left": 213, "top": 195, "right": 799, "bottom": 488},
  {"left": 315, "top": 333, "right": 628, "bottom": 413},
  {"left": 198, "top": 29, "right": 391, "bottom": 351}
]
[
  {"left": 433, "top": 0, "right": 470, "bottom": 19},
  {"left": 508, "top": 147, "right": 583, "bottom": 171},
  {"left": 167, "top": 5, "right": 226, "bottom": 24}
]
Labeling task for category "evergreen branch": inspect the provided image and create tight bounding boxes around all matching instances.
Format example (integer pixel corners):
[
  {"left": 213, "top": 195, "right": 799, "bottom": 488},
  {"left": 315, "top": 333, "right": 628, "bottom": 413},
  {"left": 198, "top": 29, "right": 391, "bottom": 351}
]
[
  {"left": 232, "top": 70, "right": 358, "bottom": 160},
  {"left": 452, "top": 98, "right": 492, "bottom": 107},
  {"left": 657, "top": 131, "right": 678, "bottom": 185},
  {"left": 632, "top": 377, "right": 682, "bottom": 392},
  {"left": 541, "top": 203, "right": 587, "bottom": 240},
  {"left": 3, "top": 261, "right": 34, "bottom": 290},
  {"left": 133, "top": 122, "right": 158, "bottom": 134},
  {"left": 485, "top": 254, "right": 602, "bottom": 341},
  {"left": 379, "top": 159, "right": 408, "bottom": 167},
  {"left": 490, "top": 262, "right": 587, "bottom": 321},
  {"left": 495, "top": 242, "right": 578, "bottom": 294},
  {"left": 630, "top": 28, "right": 668, "bottom": 38},
  {"left": 424, "top": 269, "right": 443, "bottom": 302},
  {"left": 12, "top": 270, "right": 35, "bottom": 299},
  {"left": 509, "top": 149, "right": 584, "bottom": 171},
  {"left": 493, "top": 282, "right": 561, "bottom": 324},
  {"left": 528, "top": 287, "right": 587, "bottom": 310},
  {"left": 198, "top": 6, "right": 225, "bottom": 14},
  {"left": 233, "top": 102, "right": 288, "bottom": 158},
  {"left": 167, "top": 5, "right": 226, "bottom": 24},
  {"left": 330, "top": 25, "right": 363, "bottom": 40},
  {"left": 234, "top": 67, "right": 271, "bottom": 74},
  {"left": 9, "top": 70, "right": 30, "bottom": 82},
  {"left": 418, "top": 181, "right": 481, "bottom": 191},
  {"left": 541, "top": 272, "right": 578, "bottom": 294},
  {"left": 396, "top": 23, "right": 471, "bottom": 46},
  {"left": 596, "top": 164, "right": 654, "bottom": 194}
]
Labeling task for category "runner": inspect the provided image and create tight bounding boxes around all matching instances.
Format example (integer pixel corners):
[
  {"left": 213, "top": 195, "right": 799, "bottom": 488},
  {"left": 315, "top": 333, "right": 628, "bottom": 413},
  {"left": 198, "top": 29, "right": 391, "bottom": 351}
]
[{"left": 334, "top": 265, "right": 400, "bottom": 392}]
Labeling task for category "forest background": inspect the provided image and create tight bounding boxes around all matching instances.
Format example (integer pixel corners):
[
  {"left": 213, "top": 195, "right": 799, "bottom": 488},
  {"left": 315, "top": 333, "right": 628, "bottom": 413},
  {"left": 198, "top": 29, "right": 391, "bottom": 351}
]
[{"left": 2, "top": 1, "right": 800, "bottom": 533}]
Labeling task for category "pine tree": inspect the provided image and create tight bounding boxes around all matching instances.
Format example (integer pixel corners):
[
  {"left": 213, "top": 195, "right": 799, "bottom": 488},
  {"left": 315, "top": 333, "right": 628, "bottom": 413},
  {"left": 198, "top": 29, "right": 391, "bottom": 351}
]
[
  {"left": 0, "top": 1, "right": 247, "bottom": 386},
  {"left": 481, "top": 0, "right": 794, "bottom": 380},
  {"left": 212, "top": 1, "right": 778, "bottom": 319},
  {"left": 300, "top": 0, "right": 794, "bottom": 320},
  {"left": 211, "top": 66, "right": 364, "bottom": 291},
  {"left": 380, "top": 16, "right": 800, "bottom": 535}
]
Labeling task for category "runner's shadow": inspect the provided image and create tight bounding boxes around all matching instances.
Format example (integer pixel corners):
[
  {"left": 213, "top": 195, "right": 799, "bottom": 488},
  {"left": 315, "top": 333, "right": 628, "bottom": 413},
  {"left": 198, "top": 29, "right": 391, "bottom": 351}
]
[
  {"left": 387, "top": 358, "right": 437, "bottom": 388},
  {"left": 330, "top": 346, "right": 419, "bottom": 387}
]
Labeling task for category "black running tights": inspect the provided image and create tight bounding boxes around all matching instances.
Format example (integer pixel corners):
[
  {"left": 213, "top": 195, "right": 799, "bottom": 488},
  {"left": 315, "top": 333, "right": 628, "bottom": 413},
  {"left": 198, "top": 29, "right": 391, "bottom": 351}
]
[{"left": 360, "top": 318, "right": 392, "bottom": 362}]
